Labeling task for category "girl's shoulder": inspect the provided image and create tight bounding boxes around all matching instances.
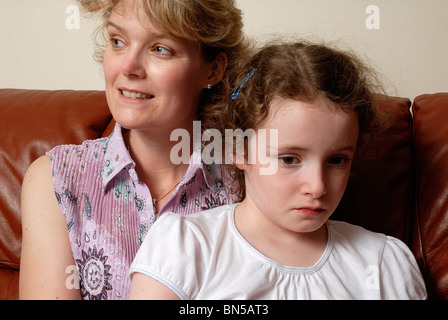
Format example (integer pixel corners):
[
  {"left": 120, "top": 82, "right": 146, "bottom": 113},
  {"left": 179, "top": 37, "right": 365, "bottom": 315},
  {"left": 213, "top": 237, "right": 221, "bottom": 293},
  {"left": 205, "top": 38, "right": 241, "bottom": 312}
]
[
  {"left": 328, "top": 220, "right": 387, "bottom": 243},
  {"left": 327, "top": 220, "right": 426, "bottom": 299},
  {"left": 328, "top": 219, "right": 417, "bottom": 269},
  {"left": 157, "top": 204, "right": 233, "bottom": 236}
]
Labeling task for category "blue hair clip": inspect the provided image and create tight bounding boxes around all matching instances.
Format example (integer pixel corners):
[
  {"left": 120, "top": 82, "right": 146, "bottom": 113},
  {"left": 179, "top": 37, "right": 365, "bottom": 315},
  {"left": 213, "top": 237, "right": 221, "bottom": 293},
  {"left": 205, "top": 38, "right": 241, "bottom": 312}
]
[{"left": 231, "top": 68, "right": 258, "bottom": 100}]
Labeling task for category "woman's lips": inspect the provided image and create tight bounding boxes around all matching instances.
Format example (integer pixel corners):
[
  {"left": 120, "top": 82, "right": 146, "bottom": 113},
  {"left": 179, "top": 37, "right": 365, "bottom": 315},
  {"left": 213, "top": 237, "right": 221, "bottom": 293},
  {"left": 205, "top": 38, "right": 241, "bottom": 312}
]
[{"left": 120, "top": 89, "right": 153, "bottom": 100}]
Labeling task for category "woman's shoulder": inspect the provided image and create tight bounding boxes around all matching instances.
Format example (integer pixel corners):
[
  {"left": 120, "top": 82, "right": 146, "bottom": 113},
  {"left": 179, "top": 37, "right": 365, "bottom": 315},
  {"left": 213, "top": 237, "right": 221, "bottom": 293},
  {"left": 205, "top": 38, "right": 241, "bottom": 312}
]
[
  {"left": 46, "top": 136, "right": 110, "bottom": 162},
  {"left": 43, "top": 136, "right": 112, "bottom": 195},
  {"left": 22, "top": 154, "right": 54, "bottom": 190},
  {"left": 46, "top": 136, "right": 110, "bottom": 175}
]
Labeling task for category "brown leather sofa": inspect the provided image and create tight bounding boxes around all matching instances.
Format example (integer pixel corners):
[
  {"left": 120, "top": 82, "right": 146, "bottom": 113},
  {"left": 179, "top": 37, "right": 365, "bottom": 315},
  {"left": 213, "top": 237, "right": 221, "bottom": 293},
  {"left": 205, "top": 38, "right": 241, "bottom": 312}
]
[{"left": 0, "top": 89, "right": 447, "bottom": 299}]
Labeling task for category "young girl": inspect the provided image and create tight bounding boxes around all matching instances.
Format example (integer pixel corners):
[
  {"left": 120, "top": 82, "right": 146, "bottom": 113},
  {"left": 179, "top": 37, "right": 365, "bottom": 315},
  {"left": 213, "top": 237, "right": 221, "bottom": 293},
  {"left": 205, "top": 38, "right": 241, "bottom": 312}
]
[
  {"left": 19, "top": 0, "right": 250, "bottom": 300},
  {"left": 128, "top": 41, "right": 427, "bottom": 299}
]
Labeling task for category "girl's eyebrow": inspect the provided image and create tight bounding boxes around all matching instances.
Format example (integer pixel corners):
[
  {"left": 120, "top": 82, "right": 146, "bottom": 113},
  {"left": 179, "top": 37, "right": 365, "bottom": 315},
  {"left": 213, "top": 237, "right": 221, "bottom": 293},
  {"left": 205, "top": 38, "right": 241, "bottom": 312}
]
[
  {"left": 336, "top": 146, "right": 357, "bottom": 152},
  {"left": 277, "top": 145, "right": 357, "bottom": 152}
]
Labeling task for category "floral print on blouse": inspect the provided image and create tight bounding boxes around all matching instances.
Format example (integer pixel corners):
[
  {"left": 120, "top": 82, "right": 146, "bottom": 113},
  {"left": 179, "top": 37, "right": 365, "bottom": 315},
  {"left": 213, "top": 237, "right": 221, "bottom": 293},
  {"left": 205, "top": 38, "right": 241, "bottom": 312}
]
[{"left": 47, "top": 123, "right": 236, "bottom": 300}]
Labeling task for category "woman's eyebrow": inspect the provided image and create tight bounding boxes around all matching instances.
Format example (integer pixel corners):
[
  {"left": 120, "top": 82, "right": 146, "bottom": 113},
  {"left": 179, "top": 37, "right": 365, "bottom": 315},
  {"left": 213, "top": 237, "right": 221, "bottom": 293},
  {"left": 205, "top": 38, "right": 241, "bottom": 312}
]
[
  {"left": 106, "top": 20, "right": 168, "bottom": 40},
  {"left": 106, "top": 21, "right": 122, "bottom": 31}
]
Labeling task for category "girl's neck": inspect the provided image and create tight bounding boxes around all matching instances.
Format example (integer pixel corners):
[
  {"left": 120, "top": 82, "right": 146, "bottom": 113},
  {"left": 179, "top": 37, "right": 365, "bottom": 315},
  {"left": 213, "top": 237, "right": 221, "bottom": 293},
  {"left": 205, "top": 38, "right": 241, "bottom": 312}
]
[{"left": 234, "top": 201, "right": 328, "bottom": 268}]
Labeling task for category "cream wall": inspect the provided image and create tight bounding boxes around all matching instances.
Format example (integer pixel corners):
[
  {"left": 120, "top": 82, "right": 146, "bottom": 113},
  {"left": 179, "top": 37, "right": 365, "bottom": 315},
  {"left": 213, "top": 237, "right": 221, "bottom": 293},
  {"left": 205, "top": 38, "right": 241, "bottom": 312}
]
[{"left": 1, "top": 0, "right": 447, "bottom": 101}]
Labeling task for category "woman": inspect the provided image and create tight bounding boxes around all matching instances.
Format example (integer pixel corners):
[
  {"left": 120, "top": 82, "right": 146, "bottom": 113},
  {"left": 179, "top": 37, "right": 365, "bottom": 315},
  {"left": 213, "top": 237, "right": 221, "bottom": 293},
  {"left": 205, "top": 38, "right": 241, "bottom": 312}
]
[{"left": 19, "top": 0, "right": 250, "bottom": 300}]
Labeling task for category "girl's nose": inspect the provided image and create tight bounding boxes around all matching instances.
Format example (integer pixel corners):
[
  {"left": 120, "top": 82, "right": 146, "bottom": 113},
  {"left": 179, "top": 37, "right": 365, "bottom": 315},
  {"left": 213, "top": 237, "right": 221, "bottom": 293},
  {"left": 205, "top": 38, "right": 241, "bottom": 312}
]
[{"left": 301, "top": 165, "right": 328, "bottom": 199}]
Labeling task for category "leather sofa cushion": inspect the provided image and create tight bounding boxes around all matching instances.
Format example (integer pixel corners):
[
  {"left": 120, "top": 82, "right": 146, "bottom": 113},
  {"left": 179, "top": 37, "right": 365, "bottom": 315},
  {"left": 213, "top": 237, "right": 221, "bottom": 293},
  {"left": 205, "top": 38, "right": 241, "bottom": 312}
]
[
  {"left": 412, "top": 93, "right": 448, "bottom": 299},
  {"left": 0, "top": 89, "right": 111, "bottom": 299},
  {"left": 333, "top": 95, "right": 414, "bottom": 242}
]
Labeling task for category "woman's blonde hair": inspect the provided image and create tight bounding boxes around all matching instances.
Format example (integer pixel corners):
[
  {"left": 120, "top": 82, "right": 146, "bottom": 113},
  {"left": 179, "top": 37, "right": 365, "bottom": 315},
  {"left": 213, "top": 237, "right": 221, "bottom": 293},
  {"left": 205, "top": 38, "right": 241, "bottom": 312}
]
[
  {"left": 204, "top": 40, "right": 391, "bottom": 199},
  {"left": 77, "top": 0, "right": 252, "bottom": 113}
]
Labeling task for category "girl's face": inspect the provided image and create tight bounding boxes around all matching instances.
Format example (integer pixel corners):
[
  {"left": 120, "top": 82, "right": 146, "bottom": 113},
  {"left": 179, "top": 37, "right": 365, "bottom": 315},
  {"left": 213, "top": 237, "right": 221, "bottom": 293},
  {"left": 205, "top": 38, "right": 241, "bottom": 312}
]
[
  {"left": 240, "top": 96, "right": 359, "bottom": 237},
  {"left": 103, "top": 1, "right": 214, "bottom": 132}
]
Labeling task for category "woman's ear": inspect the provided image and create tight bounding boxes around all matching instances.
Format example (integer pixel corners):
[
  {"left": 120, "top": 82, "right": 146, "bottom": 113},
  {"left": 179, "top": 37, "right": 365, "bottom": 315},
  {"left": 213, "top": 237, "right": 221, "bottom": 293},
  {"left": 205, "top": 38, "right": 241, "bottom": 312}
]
[
  {"left": 233, "top": 151, "right": 246, "bottom": 171},
  {"left": 224, "top": 142, "right": 246, "bottom": 171},
  {"left": 234, "top": 161, "right": 246, "bottom": 171},
  {"left": 204, "top": 52, "right": 228, "bottom": 88}
]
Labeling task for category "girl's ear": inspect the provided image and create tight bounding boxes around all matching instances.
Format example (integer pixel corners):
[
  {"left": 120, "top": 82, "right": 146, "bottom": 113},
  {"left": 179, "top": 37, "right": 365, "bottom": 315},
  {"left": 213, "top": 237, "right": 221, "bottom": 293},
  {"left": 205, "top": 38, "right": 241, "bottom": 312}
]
[{"left": 204, "top": 52, "right": 228, "bottom": 88}]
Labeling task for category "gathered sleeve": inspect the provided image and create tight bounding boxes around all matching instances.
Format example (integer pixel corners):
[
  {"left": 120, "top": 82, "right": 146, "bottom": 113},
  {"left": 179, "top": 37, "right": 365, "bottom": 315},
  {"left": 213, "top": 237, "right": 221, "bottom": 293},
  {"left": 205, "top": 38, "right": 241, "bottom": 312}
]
[
  {"left": 129, "top": 212, "right": 208, "bottom": 300},
  {"left": 379, "top": 236, "right": 427, "bottom": 300}
]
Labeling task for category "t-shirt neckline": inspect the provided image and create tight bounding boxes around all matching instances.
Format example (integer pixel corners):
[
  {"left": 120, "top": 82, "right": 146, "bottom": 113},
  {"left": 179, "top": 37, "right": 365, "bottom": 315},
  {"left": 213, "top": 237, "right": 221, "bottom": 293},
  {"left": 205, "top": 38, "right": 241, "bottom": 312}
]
[{"left": 227, "top": 203, "right": 332, "bottom": 274}]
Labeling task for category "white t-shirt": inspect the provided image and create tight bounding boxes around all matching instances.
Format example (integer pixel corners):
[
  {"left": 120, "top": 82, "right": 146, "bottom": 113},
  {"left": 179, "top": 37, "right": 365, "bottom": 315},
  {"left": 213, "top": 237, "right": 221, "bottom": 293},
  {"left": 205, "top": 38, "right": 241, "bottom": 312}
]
[{"left": 129, "top": 204, "right": 427, "bottom": 300}]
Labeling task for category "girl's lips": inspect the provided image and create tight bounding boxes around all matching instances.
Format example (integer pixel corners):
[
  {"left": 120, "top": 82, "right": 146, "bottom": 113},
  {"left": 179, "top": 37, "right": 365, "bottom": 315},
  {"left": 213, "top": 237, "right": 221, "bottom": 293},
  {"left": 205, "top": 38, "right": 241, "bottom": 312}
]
[
  {"left": 294, "top": 207, "right": 326, "bottom": 215},
  {"left": 120, "top": 89, "right": 153, "bottom": 100}
]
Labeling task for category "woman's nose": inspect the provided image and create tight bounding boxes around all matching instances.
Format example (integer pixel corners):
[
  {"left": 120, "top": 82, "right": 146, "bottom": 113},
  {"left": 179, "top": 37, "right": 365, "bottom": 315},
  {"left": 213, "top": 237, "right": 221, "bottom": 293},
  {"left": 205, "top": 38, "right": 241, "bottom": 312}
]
[{"left": 121, "top": 50, "right": 146, "bottom": 79}]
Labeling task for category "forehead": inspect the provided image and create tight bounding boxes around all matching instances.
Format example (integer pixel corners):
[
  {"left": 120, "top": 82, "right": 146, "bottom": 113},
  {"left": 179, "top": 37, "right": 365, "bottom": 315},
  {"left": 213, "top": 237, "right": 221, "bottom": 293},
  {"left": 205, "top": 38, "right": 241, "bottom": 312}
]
[
  {"left": 111, "top": 0, "right": 193, "bottom": 42},
  {"left": 262, "top": 96, "right": 359, "bottom": 150},
  {"left": 108, "top": 1, "right": 203, "bottom": 53},
  {"left": 109, "top": 1, "right": 156, "bottom": 30},
  {"left": 267, "top": 95, "right": 357, "bottom": 122}
]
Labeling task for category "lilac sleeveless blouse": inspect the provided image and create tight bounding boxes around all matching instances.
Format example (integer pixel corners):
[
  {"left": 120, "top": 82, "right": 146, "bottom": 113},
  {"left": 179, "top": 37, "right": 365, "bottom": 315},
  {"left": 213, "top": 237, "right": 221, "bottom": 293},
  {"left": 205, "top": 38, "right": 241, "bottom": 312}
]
[{"left": 47, "top": 124, "right": 236, "bottom": 300}]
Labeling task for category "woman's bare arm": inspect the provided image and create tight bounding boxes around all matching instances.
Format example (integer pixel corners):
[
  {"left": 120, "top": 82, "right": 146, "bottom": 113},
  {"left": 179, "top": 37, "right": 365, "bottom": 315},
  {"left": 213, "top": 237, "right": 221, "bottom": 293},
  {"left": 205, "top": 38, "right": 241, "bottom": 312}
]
[{"left": 19, "top": 155, "right": 80, "bottom": 299}]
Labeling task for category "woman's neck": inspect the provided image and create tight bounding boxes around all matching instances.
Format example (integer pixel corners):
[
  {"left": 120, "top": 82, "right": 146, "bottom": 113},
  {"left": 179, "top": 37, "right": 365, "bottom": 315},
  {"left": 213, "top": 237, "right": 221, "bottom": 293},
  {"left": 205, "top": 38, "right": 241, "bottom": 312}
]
[{"left": 124, "top": 128, "right": 191, "bottom": 202}]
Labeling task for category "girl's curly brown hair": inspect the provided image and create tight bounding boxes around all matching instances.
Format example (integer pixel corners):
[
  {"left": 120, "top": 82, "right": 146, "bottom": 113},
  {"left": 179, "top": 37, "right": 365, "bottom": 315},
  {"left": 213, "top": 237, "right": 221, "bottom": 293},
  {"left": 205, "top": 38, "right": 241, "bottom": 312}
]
[{"left": 203, "top": 40, "right": 391, "bottom": 200}]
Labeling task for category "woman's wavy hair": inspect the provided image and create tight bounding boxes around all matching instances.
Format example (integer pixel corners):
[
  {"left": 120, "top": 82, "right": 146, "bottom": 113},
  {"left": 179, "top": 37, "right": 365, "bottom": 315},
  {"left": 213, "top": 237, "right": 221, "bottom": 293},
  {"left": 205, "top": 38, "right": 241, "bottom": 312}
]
[
  {"left": 204, "top": 40, "right": 391, "bottom": 200},
  {"left": 76, "top": 0, "right": 253, "bottom": 115}
]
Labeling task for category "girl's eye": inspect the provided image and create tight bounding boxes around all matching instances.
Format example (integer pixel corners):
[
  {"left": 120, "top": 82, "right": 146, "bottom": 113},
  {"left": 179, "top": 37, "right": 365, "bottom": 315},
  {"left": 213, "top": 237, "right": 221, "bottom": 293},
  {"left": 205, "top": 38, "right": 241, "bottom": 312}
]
[
  {"left": 279, "top": 156, "right": 299, "bottom": 166},
  {"left": 328, "top": 156, "right": 351, "bottom": 166}
]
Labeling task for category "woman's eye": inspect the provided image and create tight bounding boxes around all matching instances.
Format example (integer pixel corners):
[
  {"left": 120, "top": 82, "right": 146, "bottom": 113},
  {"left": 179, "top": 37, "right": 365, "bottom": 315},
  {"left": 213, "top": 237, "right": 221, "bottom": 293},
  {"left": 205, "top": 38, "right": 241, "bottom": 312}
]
[
  {"left": 111, "top": 38, "right": 125, "bottom": 48},
  {"left": 154, "top": 46, "right": 172, "bottom": 56}
]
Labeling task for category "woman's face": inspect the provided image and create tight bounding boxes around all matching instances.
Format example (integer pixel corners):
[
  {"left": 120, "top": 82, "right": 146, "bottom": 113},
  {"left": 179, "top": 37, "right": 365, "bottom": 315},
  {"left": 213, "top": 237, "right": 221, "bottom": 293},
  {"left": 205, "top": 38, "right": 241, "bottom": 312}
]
[{"left": 103, "top": 1, "right": 214, "bottom": 132}]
